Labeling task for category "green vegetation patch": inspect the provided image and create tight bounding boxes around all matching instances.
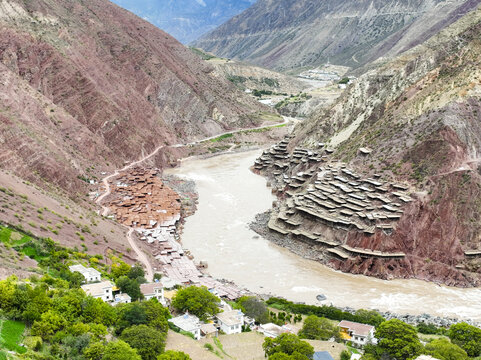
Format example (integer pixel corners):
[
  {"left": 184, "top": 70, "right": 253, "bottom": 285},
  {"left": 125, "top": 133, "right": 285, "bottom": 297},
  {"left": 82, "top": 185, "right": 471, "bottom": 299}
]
[
  {"left": 189, "top": 47, "right": 216, "bottom": 61},
  {"left": 209, "top": 133, "right": 234, "bottom": 143},
  {"left": 0, "top": 320, "right": 27, "bottom": 354}
]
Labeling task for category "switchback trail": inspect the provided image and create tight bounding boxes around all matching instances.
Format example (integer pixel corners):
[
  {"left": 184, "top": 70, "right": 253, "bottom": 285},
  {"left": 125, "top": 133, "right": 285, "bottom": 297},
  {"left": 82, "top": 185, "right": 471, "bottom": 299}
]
[{"left": 95, "top": 117, "right": 290, "bottom": 280}]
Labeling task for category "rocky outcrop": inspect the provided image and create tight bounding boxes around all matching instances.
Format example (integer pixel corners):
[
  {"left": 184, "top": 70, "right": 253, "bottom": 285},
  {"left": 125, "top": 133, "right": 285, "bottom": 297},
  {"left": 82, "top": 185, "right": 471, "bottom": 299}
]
[
  {"left": 0, "top": 0, "right": 272, "bottom": 197},
  {"left": 253, "top": 7, "right": 481, "bottom": 286},
  {"left": 194, "top": 0, "right": 481, "bottom": 72}
]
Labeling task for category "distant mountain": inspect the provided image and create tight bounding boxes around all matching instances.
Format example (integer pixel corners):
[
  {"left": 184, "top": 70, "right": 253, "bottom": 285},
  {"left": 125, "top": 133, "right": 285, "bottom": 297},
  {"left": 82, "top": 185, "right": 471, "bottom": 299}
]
[
  {"left": 194, "top": 0, "right": 481, "bottom": 72},
  {"left": 109, "top": 0, "right": 256, "bottom": 44}
]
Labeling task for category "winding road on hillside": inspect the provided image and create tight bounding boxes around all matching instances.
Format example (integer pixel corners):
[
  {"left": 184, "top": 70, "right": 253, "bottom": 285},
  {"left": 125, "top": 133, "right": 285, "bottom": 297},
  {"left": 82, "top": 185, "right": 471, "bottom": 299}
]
[{"left": 95, "top": 117, "right": 291, "bottom": 281}]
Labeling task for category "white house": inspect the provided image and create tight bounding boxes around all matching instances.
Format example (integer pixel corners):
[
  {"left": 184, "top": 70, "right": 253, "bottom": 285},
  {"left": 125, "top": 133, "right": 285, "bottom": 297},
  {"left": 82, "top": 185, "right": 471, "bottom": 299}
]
[
  {"left": 140, "top": 283, "right": 165, "bottom": 305},
  {"left": 114, "top": 293, "right": 131, "bottom": 305},
  {"left": 258, "top": 323, "right": 292, "bottom": 338},
  {"left": 216, "top": 310, "right": 244, "bottom": 335},
  {"left": 69, "top": 264, "right": 101, "bottom": 283},
  {"left": 81, "top": 281, "right": 114, "bottom": 302},
  {"left": 169, "top": 314, "right": 201, "bottom": 340},
  {"left": 338, "top": 320, "right": 376, "bottom": 347}
]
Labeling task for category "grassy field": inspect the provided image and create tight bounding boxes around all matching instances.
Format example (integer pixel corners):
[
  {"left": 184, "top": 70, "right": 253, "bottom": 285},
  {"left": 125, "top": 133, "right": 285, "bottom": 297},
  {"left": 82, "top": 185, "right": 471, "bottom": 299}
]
[{"left": 0, "top": 320, "right": 27, "bottom": 354}]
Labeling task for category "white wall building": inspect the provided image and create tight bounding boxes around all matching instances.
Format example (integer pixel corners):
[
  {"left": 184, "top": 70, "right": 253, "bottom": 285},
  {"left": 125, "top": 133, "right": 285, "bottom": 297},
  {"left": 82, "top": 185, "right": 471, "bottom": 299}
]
[
  {"left": 114, "top": 293, "right": 132, "bottom": 305},
  {"left": 169, "top": 314, "right": 201, "bottom": 340},
  {"left": 81, "top": 281, "right": 114, "bottom": 302},
  {"left": 216, "top": 310, "right": 244, "bottom": 335},
  {"left": 140, "top": 283, "right": 165, "bottom": 305},
  {"left": 338, "top": 320, "right": 376, "bottom": 347},
  {"left": 69, "top": 264, "right": 101, "bottom": 283}
]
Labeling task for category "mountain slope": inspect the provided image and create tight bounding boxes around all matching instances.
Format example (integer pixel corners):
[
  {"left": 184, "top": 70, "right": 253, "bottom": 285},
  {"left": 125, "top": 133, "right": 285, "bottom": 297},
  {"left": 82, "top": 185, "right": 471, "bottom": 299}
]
[
  {"left": 110, "top": 0, "right": 256, "bottom": 44},
  {"left": 0, "top": 0, "right": 271, "bottom": 197},
  {"left": 194, "top": 0, "right": 481, "bottom": 72},
  {"left": 254, "top": 7, "right": 481, "bottom": 286}
]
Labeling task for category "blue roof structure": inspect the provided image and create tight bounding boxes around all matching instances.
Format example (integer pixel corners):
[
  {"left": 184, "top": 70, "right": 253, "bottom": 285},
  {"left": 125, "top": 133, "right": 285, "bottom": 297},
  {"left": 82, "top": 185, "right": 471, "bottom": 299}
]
[{"left": 313, "top": 351, "right": 335, "bottom": 360}]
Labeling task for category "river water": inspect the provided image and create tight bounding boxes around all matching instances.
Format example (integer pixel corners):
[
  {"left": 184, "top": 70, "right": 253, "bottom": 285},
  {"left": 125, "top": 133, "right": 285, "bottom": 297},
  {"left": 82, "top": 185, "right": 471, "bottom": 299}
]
[{"left": 165, "top": 150, "right": 481, "bottom": 321}]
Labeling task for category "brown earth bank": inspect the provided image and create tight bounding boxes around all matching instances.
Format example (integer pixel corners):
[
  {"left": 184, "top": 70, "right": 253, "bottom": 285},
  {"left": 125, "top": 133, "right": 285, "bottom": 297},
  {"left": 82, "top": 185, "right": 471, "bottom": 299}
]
[{"left": 251, "top": 8, "right": 481, "bottom": 287}]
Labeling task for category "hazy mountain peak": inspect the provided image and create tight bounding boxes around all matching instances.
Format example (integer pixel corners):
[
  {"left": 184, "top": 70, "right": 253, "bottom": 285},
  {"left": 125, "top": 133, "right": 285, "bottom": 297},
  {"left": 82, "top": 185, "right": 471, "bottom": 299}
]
[{"left": 110, "top": 0, "right": 257, "bottom": 43}]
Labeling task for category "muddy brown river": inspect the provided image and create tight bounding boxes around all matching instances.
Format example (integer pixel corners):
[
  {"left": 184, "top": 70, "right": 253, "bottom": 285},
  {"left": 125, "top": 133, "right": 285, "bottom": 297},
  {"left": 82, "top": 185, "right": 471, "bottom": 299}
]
[{"left": 165, "top": 149, "right": 481, "bottom": 321}]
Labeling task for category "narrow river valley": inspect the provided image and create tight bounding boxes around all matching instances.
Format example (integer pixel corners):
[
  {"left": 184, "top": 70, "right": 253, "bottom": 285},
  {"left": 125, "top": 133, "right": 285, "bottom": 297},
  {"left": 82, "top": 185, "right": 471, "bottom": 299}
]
[{"left": 165, "top": 150, "right": 481, "bottom": 321}]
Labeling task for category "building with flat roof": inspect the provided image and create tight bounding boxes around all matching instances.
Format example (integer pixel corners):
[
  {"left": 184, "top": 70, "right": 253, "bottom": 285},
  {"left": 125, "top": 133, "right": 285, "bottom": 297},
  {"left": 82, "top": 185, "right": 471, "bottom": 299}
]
[
  {"left": 338, "top": 320, "right": 376, "bottom": 347},
  {"left": 114, "top": 293, "right": 131, "bottom": 305},
  {"left": 69, "top": 264, "right": 101, "bottom": 283},
  {"left": 169, "top": 313, "right": 201, "bottom": 340},
  {"left": 216, "top": 310, "right": 244, "bottom": 335},
  {"left": 81, "top": 281, "right": 114, "bottom": 302},
  {"left": 140, "top": 282, "right": 165, "bottom": 305}
]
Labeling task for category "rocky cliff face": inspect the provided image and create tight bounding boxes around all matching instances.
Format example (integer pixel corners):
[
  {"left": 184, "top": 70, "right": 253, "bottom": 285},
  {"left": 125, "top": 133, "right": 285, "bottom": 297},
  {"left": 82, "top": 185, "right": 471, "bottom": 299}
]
[
  {"left": 0, "top": 0, "right": 271, "bottom": 196},
  {"left": 194, "top": 0, "right": 481, "bottom": 72},
  {"left": 254, "top": 7, "right": 481, "bottom": 286}
]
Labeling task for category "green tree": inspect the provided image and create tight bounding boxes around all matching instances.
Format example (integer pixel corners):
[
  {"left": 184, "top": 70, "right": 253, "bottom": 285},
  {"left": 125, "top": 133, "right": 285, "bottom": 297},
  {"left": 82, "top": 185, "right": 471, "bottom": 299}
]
[
  {"left": 340, "top": 350, "right": 351, "bottom": 360},
  {"left": 298, "top": 315, "right": 339, "bottom": 340},
  {"left": 354, "top": 309, "right": 385, "bottom": 327},
  {"left": 143, "top": 299, "right": 170, "bottom": 333},
  {"left": 424, "top": 338, "right": 468, "bottom": 360},
  {"left": 117, "top": 276, "right": 142, "bottom": 301},
  {"left": 238, "top": 296, "right": 269, "bottom": 324},
  {"left": 84, "top": 340, "right": 141, "bottom": 360},
  {"left": 157, "top": 350, "right": 192, "bottom": 360},
  {"left": 128, "top": 264, "right": 146, "bottom": 283},
  {"left": 263, "top": 333, "right": 314, "bottom": 359},
  {"left": 115, "top": 303, "right": 148, "bottom": 335},
  {"left": 121, "top": 325, "right": 166, "bottom": 360},
  {"left": 111, "top": 258, "right": 131, "bottom": 279},
  {"left": 417, "top": 322, "right": 439, "bottom": 335},
  {"left": 171, "top": 286, "right": 220, "bottom": 321},
  {"left": 374, "top": 319, "right": 423, "bottom": 360},
  {"left": 270, "top": 353, "right": 310, "bottom": 360},
  {"left": 448, "top": 322, "right": 481, "bottom": 357},
  {"left": 31, "top": 310, "right": 67, "bottom": 340},
  {"left": 82, "top": 296, "right": 117, "bottom": 326}
]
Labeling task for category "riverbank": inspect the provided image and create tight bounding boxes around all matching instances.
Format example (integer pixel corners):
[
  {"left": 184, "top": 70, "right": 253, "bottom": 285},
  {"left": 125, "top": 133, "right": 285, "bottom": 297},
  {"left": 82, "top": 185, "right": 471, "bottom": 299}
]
[{"left": 165, "top": 149, "right": 481, "bottom": 323}]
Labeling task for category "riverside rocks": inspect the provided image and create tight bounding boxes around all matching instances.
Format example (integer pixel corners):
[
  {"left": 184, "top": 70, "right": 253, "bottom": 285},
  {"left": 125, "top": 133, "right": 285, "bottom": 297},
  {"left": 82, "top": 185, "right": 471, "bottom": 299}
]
[{"left": 252, "top": 138, "right": 413, "bottom": 264}]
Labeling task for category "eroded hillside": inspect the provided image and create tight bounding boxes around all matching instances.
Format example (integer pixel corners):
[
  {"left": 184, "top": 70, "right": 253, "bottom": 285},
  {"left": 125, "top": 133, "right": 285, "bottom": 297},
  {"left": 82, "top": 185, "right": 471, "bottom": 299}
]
[
  {"left": 254, "top": 7, "right": 481, "bottom": 287},
  {"left": 0, "top": 0, "right": 273, "bottom": 198},
  {"left": 194, "top": 0, "right": 481, "bottom": 72}
]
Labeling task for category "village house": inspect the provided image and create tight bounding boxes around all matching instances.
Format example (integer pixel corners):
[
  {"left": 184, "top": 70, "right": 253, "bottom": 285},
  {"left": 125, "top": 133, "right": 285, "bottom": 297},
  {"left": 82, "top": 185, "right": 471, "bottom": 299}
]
[
  {"left": 81, "top": 281, "right": 114, "bottom": 302},
  {"left": 114, "top": 293, "right": 132, "bottom": 305},
  {"left": 69, "top": 264, "right": 101, "bottom": 283},
  {"left": 169, "top": 313, "right": 201, "bottom": 340},
  {"left": 338, "top": 320, "right": 376, "bottom": 347},
  {"left": 258, "top": 323, "right": 292, "bottom": 338},
  {"left": 200, "top": 323, "right": 218, "bottom": 338},
  {"left": 140, "top": 282, "right": 165, "bottom": 305},
  {"left": 216, "top": 310, "right": 244, "bottom": 335}
]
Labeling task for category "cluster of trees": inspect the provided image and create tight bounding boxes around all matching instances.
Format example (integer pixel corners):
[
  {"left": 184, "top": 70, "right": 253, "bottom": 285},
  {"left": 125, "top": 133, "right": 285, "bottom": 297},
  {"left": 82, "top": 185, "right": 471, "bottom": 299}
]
[
  {"left": 266, "top": 298, "right": 385, "bottom": 327},
  {"left": 111, "top": 262, "right": 147, "bottom": 301},
  {"left": 298, "top": 315, "right": 340, "bottom": 341},
  {"left": 0, "top": 275, "right": 192, "bottom": 360},
  {"left": 171, "top": 286, "right": 220, "bottom": 321},
  {"left": 263, "top": 333, "right": 314, "bottom": 360},
  {"left": 364, "top": 320, "right": 481, "bottom": 360},
  {"left": 234, "top": 296, "right": 301, "bottom": 327}
]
